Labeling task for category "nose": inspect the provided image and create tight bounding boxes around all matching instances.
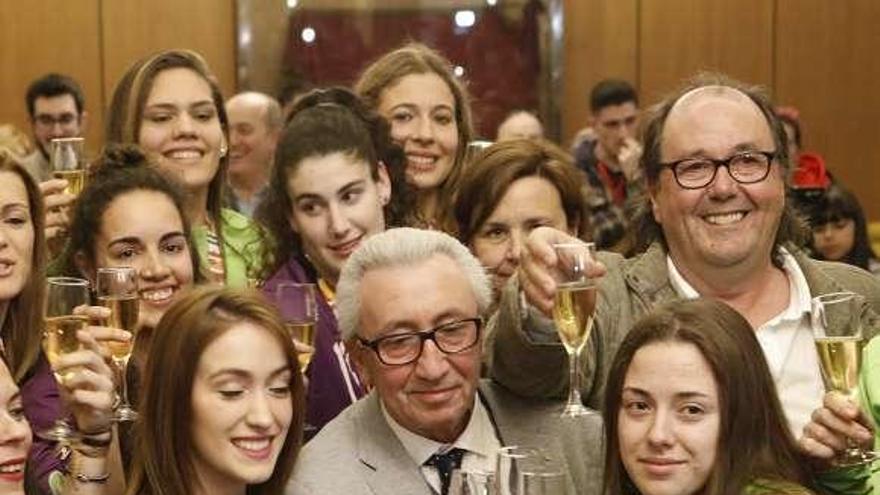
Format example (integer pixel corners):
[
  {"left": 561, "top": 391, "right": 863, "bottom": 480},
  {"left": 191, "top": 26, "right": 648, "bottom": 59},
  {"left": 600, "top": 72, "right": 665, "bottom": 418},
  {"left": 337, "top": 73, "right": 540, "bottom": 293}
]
[
  {"left": 413, "top": 116, "right": 435, "bottom": 143},
  {"left": 414, "top": 339, "right": 450, "bottom": 380},
  {"left": 245, "top": 390, "right": 275, "bottom": 429},
  {"left": 505, "top": 231, "right": 524, "bottom": 264},
  {"left": 0, "top": 414, "right": 28, "bottom": 448},
  {"left": 646, "top": 410, "right": 674, "bottom": 448},
  {"left": 139, "top": 249, "right": 171, "bottom": 281},
  {"left": 706, "top": 164, "right": 738, "bottom": 199},
  {"left": 327, "top": 203, "right": 352, "bottom": 238},
  {"left": 174, "top": 113, "right": 197, "bottom": 137}
]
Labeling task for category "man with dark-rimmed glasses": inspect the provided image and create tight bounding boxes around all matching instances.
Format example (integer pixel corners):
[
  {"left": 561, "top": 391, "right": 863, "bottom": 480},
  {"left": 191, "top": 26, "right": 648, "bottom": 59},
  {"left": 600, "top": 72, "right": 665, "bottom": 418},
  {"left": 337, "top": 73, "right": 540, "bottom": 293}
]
[
  {"left": 288, "top": 228, "right": 603, "bottom": 495},
  {"left": 489, "top": 73, "right": 880, "bottom": 441}
]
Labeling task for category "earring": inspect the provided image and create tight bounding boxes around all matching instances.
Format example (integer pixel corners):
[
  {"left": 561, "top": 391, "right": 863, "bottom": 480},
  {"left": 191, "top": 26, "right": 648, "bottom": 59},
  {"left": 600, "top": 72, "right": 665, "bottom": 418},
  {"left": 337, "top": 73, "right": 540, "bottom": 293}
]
[{"left": 219, "top": 143, "right": 228, "bottom": 157}]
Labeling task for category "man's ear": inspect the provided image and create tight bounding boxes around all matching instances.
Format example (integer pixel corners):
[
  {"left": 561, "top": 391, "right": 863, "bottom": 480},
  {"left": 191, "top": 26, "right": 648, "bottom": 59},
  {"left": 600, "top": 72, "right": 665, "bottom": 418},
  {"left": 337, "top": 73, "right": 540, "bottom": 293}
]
[
  {"left": 78, "top": 110, "right": 89, "bottom": 134},
  {"left": 648, "top": 184, "right": 662, "bottom": 224}
]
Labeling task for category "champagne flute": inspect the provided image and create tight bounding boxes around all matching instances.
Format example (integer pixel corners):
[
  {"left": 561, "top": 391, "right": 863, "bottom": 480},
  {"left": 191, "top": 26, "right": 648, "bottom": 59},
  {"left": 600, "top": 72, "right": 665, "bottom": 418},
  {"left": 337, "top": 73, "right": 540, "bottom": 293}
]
[
  {"left": 275, "top": 282, "right": 318, "bottom": 370},
  {"left": 95, "top": 267, "right": 139, "bottom": 422},
  {"left": 450, "top": 469, "right": 496, "bottom": 495},
  {"left": 518, "top": 470, "right": 566, "bottom": 495},
  {"left": 42, "top": 277, "right": 90, "bottom": 443},
  {"left": 496, "top": 446, "right": 540, "bottom": 495},
  {"left": 550, "top": 242, "right": 598, "bottom": 417},
  {"left": 50, "top": 137, "right": 86, "bottom": 197},
  {"left": 811, "top": 291, "right": 876, "bottom": 466}
]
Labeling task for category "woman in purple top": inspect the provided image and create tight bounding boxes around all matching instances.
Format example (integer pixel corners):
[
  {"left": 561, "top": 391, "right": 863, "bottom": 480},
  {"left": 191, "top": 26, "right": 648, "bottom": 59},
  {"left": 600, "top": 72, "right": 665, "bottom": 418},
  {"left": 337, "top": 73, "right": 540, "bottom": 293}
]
[
  {"left": 256, "top": 87, "right": 413, "bottom": 435},
  {"left": 0, "top": 151, "right": 121, "bottom": 494}
]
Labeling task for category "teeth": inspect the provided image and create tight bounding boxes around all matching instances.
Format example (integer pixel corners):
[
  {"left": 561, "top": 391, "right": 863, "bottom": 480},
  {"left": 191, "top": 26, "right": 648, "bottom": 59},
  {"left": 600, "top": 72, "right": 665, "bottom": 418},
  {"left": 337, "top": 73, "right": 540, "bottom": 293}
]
[
  {"left": 704, "top": 212, "right": 745, "bottom": 225},
  {"left": 0, "top": 463, "right": 23, "bottom": 474},
  {"left": 408, "top": 155, "right": 436, "bottom": 165},
  {"left": 233, "top": 438, "right": 271, "bottom": 451},
  {"left": 141, "top": 287, "right": 173, "bottom": 302},
  {"left": 166, "top": 150, "right": 202, "bottom": 159}
]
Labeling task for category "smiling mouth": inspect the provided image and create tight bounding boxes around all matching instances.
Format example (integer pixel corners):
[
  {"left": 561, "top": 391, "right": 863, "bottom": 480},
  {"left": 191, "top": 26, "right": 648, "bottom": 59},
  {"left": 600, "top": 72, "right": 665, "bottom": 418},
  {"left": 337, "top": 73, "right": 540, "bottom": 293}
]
[
  {"left": 328, "top": 237, "right": 362, "bottom": 257},
  {"left": 141, "top": 287, "right": 175, "bottom": 303},
  {"left": 164, "top": 149, "right": 204, "bottom": 161},
  {"left": 702, "top": 211, "right": 747, "bottom": 225},
  {"left": 232, "top": 437, "right": 274, "bottom": 460},
  {"left": 407, "top": 154, "right": 438, "bottom": 172},
  {"left": 0, "top": 261, "right": 13, "bottom": 277}
]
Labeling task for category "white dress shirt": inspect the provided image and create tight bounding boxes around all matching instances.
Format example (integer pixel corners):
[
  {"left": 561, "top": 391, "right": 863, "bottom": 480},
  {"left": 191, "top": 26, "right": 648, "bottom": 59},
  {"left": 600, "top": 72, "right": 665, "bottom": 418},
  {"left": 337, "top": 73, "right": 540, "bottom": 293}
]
[
  {"left": 382, "top": 396, "right": 502, "bottom": 493},
  {"left": 667, "top": 248, "right": 824, "bottom": 435}
]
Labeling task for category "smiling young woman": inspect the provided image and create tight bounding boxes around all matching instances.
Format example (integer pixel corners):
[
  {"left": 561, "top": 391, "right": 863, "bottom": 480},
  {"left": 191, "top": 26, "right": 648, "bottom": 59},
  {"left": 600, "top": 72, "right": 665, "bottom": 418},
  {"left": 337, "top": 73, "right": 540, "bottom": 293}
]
[
  {"left": 126, "top": 286, "right": 304, "bottom": 495},
  {"left": 105, "top": 49, "right": 266, "bottom": 287}
]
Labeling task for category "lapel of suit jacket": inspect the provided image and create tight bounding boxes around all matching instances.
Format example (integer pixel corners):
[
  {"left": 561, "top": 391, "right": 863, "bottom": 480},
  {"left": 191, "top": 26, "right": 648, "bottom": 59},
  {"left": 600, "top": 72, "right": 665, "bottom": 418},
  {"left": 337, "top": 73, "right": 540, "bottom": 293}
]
[
  {"left": 479, "top": 381, "right": 579, "bottom": 491},
  {"left": 355, "top": 393, "right": 435, "bottom": 495}
]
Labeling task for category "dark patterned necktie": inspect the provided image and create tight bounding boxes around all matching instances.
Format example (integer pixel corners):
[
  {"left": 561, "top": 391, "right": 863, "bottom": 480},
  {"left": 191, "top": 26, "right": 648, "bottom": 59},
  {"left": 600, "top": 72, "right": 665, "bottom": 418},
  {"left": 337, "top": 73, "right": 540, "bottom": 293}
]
[{"left": 425, "top": 448, "right": 465, "bottom": 495}]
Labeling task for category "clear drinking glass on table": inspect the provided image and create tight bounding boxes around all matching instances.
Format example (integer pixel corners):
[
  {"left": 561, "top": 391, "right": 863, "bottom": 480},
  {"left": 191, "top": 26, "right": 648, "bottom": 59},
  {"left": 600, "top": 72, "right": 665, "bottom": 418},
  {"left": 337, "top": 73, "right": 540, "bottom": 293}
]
[{"left": 450, "top": 468, "right": 496, "bottom": 495}]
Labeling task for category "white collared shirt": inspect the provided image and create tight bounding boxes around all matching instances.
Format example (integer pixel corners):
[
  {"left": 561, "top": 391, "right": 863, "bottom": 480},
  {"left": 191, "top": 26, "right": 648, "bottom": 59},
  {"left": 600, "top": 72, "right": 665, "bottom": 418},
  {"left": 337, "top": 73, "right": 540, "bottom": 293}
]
[
  {"left": 667, "top": 249, "right": 824, "bottom": 435},
  {"left": 381, "top": 396, "right": 502, "bottom": 493}
]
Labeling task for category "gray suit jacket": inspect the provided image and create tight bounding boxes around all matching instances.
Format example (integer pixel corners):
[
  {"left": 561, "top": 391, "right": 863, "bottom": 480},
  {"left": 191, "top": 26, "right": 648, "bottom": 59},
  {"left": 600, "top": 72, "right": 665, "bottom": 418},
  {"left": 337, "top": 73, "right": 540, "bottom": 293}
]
[{"left": 287, "top": 380, "right": 604, "bottom": 494}]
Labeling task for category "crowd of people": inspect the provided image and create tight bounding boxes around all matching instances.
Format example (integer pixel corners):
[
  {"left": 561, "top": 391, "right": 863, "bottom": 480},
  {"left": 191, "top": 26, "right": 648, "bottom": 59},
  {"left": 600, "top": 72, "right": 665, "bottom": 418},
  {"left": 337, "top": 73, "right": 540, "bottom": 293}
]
[{"left": 0, "top": 40, "right": 878, "bottom": 495}]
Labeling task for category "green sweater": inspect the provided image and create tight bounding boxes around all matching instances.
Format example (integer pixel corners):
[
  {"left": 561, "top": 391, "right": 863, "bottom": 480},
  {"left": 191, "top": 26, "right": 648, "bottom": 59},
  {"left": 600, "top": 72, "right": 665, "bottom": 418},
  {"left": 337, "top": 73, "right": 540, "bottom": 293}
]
[{"left": 191, "top": 208, "right": 266, "bottom": 287}]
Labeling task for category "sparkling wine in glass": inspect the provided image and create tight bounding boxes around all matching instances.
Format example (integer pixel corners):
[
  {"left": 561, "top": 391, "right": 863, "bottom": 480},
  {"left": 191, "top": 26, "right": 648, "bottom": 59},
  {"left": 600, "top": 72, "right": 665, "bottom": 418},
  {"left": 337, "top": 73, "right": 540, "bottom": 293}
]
[
  {"left": 275, "top": 283, "right": 318, "bottom": 370},
  {"left": 550, "top": 242, "right": 598, "bottom": 417},
  {"left": 50, "top": 137, "right": 86, "bottom": 196},
  {"left": 811, "top": 291, "right": 875, "bottom": 466},
  {"left": 95, "top": 267, "right": 139, "bottom": 422},
  {"left": 42, "top": 277, "right": 90, "bottom": 444}
]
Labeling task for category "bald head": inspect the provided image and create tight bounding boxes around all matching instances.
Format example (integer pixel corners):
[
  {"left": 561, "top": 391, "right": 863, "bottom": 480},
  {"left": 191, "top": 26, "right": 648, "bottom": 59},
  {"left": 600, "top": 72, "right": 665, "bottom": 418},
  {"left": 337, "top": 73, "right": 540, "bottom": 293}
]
[
  {"left": 496, "top": 111, "right": 543, "bottom": 141},
  {"left": 225, "top": 92, "right": 282, "bottom": 186}
]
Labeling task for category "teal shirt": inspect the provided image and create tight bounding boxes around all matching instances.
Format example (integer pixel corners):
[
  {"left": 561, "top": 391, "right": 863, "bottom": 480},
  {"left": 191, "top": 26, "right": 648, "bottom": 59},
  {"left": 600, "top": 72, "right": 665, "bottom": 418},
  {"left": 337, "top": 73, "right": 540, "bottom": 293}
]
[{"left": 192, "top": 208, "right": 266, "bottom": 287}]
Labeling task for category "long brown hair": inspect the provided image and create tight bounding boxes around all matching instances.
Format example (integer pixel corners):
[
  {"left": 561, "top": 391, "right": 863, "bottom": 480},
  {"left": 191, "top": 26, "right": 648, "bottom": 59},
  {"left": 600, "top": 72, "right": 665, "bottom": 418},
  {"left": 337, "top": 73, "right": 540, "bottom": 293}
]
[
  {"left": 454, "top": 138, "right": 590, "bottom": 245},
  {"left": 105, "top": 49, "right": 230, "bottom": 257},
  {"left": 355, "top": 42, "right": 474, "bottom": 233},
  {"left": 603, "top": 299, "right": 815, "bottom": 495},
  {"left": 0, "top": 150, "right": 46, "bottom": 382},
  {"left": 127, "top": 286, "right": 305, "bottom": 495}
]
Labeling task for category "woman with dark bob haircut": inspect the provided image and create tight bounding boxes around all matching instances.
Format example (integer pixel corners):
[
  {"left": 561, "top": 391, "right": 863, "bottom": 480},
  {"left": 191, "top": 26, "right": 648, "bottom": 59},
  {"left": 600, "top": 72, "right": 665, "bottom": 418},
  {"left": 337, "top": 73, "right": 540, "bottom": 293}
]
[
  {"left": 126, "top": 286, "right": 305, "bottom": 495},
  {"left": 806, "top": 183, "right": 880, "bottom": 275},
  {"left": 603, "top": 298, "right": 818, "bottom": 495},
  {"left": 455, "top": 138, "right": 590, "bottom": 299}
]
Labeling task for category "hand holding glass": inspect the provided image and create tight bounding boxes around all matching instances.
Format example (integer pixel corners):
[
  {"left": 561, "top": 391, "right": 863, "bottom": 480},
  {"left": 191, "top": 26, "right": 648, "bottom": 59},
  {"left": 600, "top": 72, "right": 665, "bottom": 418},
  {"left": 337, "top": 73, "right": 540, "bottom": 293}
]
[
  {"left": 42, "top": 277, "right": 90, "bottom": 443},
  {"left": 96, "top": 267, "right": 139, "bottom": 422},
  {"left": 550, "top": 243, "right": 598, "bottom": 417},
  {"left": 811, "top": 291, "right": 876, "bottom": 466},
  {"left": 275, "top": 283, "right": 318, "bottom": 370}
]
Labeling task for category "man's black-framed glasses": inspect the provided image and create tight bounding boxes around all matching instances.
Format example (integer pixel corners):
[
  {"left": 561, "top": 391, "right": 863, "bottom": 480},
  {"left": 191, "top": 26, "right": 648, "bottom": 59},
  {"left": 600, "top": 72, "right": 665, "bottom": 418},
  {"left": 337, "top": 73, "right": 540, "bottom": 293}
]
[
  {"left": 660, "top": 150, "right": 776, "bottom": 190},
  {"left": 358, "top": 317, "right": 482, "bottom": 366}
]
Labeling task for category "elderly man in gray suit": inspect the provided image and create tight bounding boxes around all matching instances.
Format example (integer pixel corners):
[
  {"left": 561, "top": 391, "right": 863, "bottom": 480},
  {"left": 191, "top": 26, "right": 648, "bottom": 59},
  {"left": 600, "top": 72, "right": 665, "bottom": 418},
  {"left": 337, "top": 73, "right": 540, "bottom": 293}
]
[{"left": 287, "top": 228, "right": 603, "bottom": 495}]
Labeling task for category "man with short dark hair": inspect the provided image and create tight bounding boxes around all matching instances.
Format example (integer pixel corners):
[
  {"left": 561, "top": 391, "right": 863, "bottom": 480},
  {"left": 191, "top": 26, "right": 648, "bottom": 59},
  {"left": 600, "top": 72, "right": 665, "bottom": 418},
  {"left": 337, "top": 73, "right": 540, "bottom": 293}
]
[
  {"left": 23, "top": 73, "right": 88, "bottom": 181},
  {"left": 289, "top": 228, "right": 603, "bottom": 495},
  {"left": 573, "top": 79, "right": 641, "bottom": 250},
  {"left": 225, "top": 92, "right": 282, "bottom": 217}
]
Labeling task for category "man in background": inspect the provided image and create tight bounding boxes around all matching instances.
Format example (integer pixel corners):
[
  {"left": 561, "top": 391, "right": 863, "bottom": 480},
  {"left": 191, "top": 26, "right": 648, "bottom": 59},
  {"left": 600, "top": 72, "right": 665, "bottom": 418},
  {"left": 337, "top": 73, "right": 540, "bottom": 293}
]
[
  {"left": 225, "top": 91, "right": 282, "bottom": 217},
  {"left": 496, "top": 110, "right": 544, "bottom": 141},
  {"left": 572, "top": 79, "right": 642, "bottom": 250},
  {"left": 22, "top": 73, "right": 87, "bottom": 182}
]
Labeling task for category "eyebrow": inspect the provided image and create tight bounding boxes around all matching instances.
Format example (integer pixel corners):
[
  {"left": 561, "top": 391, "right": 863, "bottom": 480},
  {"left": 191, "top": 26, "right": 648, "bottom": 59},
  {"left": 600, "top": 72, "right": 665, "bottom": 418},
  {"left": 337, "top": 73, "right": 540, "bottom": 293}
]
[
  {"left": 208, "top": 365, "right": 292, "bottom": 381},
  {"left": 0, "top": 203, "right": 29, "bottom": 214},
  {"left": 107, "top": 231, "right": 185, "bottom": 247},
  {"left": 377, "top": 310, "right": 472, "bottom": 335},
  {"left": 674, "top": 142, "right": 768, "bottom": 160},
  {"left": 622, "top": 386, "right": 712, "bottom": 400},
  {"left": 293, "top": 179, "right": 366, "bottom": 202},
  {"left": 144, "top": 100, "right": 215, "bottom": 111}
]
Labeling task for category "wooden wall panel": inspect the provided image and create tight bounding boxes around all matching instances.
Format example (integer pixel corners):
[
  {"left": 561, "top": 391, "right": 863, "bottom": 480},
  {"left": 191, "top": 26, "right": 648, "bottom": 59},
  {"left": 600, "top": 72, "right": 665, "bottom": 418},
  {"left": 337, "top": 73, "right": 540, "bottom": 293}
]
[
  {"left": 561, "top": 0, "right": 638, "bottom": 145},
  {"left": 775, "top": 0, "right": 880, "bottom": 220},
  {"left": 0, "top": 0, "right": 104, "bottom": 152},
  {"left": 638, "top": 0, "right": 774, "bottom": 104},
  {"left": 100, "top": 0, "right": 237, "bottom": 108}
]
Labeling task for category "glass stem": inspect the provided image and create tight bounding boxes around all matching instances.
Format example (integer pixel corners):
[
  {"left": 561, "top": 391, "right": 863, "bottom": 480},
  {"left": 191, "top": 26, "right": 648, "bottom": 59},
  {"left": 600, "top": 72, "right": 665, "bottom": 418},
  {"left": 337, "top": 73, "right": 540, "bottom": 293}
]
[
  {"left": 566, "top": 348, "right": 583, "bottom": 407},
  {"left": 118, "top": 358, "right": 130, "bottom": 407}
]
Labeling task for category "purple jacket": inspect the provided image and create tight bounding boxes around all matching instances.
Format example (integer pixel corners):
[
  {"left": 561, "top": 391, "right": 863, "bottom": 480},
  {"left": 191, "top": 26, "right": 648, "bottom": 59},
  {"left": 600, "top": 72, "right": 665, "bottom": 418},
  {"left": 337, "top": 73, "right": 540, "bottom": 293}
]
[
  {"left": 263, "top": 257, "right": 365, "bottom": 435},
  {"left": 21, "top": 353, "right": 65, "bottom": 494}
]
